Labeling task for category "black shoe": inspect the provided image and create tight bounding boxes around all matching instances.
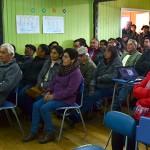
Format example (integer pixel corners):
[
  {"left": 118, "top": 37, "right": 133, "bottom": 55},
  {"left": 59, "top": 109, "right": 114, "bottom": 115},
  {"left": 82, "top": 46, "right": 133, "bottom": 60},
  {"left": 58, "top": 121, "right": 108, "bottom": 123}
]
[
  {"left": 38, "top": 133, "right": 55, "bottom": 144},
  {"left": 22, "top": 133, "right": 37, "bottom": 142}
]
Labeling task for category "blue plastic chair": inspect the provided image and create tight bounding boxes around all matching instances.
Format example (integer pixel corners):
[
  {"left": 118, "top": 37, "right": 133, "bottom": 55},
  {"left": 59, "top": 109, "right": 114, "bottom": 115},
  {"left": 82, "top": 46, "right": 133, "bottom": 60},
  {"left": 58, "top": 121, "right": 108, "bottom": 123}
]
[
  {"left": 73, "top": 111, "right": 136, "bottom": 150},
  {"left": 0, "top": 88, "right": 24, "bottom": 135},
  {"left": 56, "top": 81, "right": 87, "bottom": 141},
  {"left": 136, "top": 117, "right": 150, "bottom": 150}
]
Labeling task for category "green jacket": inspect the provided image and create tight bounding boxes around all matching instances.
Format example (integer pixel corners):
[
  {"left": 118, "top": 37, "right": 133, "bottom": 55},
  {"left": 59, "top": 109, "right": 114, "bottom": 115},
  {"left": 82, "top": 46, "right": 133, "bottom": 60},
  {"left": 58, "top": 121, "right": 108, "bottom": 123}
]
[
  {"left": 121, "top": 50, "right": 141, "bottom": 67},
  {"left": 80, "top": 59, "right": 96, "bottom": 95}
]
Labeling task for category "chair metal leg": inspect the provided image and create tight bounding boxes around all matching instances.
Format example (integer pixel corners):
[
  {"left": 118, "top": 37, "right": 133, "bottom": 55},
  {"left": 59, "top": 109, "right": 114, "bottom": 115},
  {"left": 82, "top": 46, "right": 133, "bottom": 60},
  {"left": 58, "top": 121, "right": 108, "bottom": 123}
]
[
  {"left": 4, "top": 110, "right": 13, "bottom": 126},
  {"left": 146, "top": 145, "right": 149, "bottom": 150},
  {"left": 76, "top": 108, "right": 87, "bottom": 135},
  {"left": 135, "top": 141, "right": 138, "bottom": 150},
  {"left": 125, "top": 136, "right": 128, "bottom": 150},
  {"left": 11, "top": 108, "right": 24, "bottom": 136},
  {"left": 111, "top": 83, "right": 118, "bottom": 110},
  {"left": 104, "top": 130, "right": 112, "bottom": 150},
  {"left": 58, "top": 109, "right": 67, "bottom": 142}
]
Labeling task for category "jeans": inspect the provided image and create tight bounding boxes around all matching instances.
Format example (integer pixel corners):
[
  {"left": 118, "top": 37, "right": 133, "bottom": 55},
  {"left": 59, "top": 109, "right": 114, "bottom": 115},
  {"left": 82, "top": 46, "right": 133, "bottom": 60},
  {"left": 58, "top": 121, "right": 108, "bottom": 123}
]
[
  {"left": 112, "top": 86, "right": 132, "bottom": 111},
  {"left": 82, "top": 88, "right": 114, "bottom": 113},
  {"left": 31, "top": 98, "right": 69, "bottom": 134},
  {"left": 18, "top": 85, "right": 33, "bottom": 118}
]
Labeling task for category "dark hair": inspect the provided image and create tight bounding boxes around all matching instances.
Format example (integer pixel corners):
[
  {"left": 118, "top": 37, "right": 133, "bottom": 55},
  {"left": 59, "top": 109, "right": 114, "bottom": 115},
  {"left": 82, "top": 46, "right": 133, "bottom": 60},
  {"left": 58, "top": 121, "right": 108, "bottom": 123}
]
[
  {"left": 108, "top": 38, "right": 115, "bottom": 42},
  {"left": 25, "top": 44, "right": 36, "bottom": 52},
  {"left": 144, "top": 36, "right": 150, "bottom": 41},
  {"left": 105, "top": 46, "right": 118, "bottom": 60},
  {"left": 100, "top": 40, "right": 108, "bottom": 46},
  {"left": 50, "top": 45, "right": 63, "bottom": 56},
  {"left": 49, "top": 41, "right": 59, "bottom": 48},
  {"left": 64, "top": 48, "right": 78, "bottom": 60},
  {"left": 74, "top": 38, "right": 88, "bottom": 47},
  {"left": 131, "top": 24, "right": 136, "bottom": 29},
  {"left": 38, "top": 44, "right": 49, "bottom": 55},
  {"left": 141, "top": 25, "right": 149, "bottom": 30}
]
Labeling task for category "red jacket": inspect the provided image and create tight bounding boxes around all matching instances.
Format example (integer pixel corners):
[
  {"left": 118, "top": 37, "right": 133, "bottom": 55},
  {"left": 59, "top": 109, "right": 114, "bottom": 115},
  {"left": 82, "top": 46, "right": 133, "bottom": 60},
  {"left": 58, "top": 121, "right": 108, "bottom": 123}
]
[{"left": 133, "top": 71, "right": 150, "bottom": 119}]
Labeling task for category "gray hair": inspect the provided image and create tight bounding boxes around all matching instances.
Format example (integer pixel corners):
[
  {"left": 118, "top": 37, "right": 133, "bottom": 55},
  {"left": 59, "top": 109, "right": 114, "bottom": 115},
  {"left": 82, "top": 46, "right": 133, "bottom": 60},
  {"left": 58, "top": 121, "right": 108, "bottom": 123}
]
[
  {"left": 128, "top": 39, "right": 137, "bottom": 49},
  {"left": 0, "top": 43, "right": 15, "bottom": 57}
]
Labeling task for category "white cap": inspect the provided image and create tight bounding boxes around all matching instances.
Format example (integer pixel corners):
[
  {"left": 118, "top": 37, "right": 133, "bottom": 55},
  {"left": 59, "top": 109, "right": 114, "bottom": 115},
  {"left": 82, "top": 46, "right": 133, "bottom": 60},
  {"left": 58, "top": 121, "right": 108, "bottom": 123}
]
[
  {"left": 77, "top": 46, "right": 89, "bottom": 56},
  {"left": 0, "top": 43, "right": 15, "bottom": 57}
]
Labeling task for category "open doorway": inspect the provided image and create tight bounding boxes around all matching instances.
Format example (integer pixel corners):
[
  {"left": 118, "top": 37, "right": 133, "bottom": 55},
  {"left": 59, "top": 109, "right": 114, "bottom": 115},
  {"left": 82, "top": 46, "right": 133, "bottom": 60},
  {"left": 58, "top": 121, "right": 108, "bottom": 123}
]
[{"left": 121, "top": 8, "right": 150, "bottom": 34}]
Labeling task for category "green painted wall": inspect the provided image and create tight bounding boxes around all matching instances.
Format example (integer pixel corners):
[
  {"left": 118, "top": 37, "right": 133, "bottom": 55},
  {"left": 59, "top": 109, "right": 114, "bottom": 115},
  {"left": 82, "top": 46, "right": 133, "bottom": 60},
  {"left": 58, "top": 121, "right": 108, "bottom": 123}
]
[
  {"left": 98, "top": 0, "right": 150, "bottom": 40},
  {"left": 3, "top": 0, "right": 93, "bottom": 53}
]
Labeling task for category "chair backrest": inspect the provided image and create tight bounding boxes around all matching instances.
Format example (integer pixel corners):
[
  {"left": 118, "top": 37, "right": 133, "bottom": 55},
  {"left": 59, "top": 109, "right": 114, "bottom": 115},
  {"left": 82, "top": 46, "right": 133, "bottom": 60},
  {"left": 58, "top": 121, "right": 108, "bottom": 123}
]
[
  {"left": 136, "top": 117, "right": 150, "bottom": 145},
  {"left": 104, "top": 111, "right": 136, "bottom": 138},
  {"left": 78, "top": 80, "right": 84, "bottom": 108}
]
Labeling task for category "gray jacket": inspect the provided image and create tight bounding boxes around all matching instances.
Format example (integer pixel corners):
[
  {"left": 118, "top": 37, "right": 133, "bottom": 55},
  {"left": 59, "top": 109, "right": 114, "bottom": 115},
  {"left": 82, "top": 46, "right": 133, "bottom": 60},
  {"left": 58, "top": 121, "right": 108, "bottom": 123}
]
[
  {"left": 0, "top": 59, "right": 22, "bottom": 105},
  {"left": 37, "top": 59, "right": 61, "bottom": 89},
  {"left": 91, "top": 57, "right": 122, "bottom": 89}
]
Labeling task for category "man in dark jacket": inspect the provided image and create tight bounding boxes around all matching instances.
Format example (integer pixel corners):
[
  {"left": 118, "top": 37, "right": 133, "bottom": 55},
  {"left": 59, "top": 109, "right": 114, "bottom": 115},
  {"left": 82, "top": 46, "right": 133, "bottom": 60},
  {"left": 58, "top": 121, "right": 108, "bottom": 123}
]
[
  {"left": 0, "top": 43, "right": 22, "bottom": 105},
  {"left": 21, "top": 44, "right": 48, "bottom": 86},
  {"left": 135, "top": 37, "right": 150, "bottom": 76}
]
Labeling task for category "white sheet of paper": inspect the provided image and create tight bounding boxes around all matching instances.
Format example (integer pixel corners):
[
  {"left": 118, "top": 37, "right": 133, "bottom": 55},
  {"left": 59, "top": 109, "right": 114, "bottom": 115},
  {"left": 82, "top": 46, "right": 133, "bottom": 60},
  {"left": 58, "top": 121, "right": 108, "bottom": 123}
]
[
  {"left": 16, "top": 15, "right": 40, "bottom": 34},
  {"left": 43, "top": 16, "right": 64, "bottom": 34}
]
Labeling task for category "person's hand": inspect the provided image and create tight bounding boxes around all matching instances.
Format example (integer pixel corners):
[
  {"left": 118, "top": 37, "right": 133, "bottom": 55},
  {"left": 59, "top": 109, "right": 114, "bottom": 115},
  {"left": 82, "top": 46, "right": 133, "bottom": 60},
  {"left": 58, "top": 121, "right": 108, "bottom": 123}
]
[{"left": 44, "top": 92, "right": 53, "bottom": 101}]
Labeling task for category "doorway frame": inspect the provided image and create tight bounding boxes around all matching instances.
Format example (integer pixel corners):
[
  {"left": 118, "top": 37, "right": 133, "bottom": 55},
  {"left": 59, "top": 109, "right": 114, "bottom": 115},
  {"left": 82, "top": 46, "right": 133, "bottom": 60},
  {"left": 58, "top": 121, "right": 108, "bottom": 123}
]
[{"left": 120, "top": 8, "right": 150, "bottom": 36}]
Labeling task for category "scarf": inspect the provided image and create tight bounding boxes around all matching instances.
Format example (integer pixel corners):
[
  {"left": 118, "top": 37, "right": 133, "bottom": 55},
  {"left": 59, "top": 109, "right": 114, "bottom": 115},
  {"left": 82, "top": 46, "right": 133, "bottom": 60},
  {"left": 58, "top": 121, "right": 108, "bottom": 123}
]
[{"left": 59, "top": 60, "right": 79, "bottom": 76}]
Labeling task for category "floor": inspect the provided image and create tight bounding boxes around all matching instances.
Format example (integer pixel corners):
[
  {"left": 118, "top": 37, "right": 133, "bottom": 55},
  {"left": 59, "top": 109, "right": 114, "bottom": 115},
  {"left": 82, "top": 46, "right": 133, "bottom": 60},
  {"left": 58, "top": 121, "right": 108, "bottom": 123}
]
[{"left": 0, "top": 111, "right": 146, "bottom": 150}]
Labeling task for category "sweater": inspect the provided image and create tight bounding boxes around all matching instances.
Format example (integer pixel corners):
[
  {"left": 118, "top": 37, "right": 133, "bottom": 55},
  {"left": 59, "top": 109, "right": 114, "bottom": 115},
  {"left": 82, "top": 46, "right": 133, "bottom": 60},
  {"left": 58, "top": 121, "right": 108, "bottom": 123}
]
[{"left": 48, "top": 68, "right": 83, "bottom": 104}]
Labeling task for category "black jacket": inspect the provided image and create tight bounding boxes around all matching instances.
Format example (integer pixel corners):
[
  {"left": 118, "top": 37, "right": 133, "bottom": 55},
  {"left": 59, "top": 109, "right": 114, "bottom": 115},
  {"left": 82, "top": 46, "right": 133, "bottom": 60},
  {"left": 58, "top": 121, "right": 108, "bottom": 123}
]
[
  {"left": 135, "top": 49, "right": 150, "bottom": 76},
  {"left": 22, "top": 56, "right": 47, "bottom": 85}
]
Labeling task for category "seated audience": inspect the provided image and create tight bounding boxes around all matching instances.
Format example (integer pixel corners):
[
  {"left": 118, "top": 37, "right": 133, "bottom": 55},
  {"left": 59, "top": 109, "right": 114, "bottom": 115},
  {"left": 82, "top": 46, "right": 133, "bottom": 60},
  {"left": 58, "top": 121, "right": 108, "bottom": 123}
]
[
  {"left": 82, "top": 46, "right": 122, "bottom": 113},
  {"left": 23, "top": 48, "right": 83, "bottom": 143},
  {"left": 73, "top": 38, "right": 88, "bottom": 50},
  {"left": 21, "top": 44, "right": 49, "bottom": 87},
  {"left": 24, "top": 44, "right": 36, "bottom": 58},
  {"left": 0, "top": 43, "right": 22, "bottom": 106},
  {"left": 135, "top": 37, "right": 150, "bottom": 76},
  {"left": 78, "top": 46, "right": 96, "bottom": 95},
  {"left": 108, "top": 38, "right": 122, "bottom": 56},
  {"left": 37, "top": 45, "right": 63, "bottom": 90},
  {"left": 48, "top": 41, "right": 59, "bottom": 49},
  {"left": 112, "top": 39, "right": 141, "bottom": 111},
  {"left": 18, "top": 44, "right": 36, "bottom": 68},
  {"left": 88, "top": 38, "right": 102, "bottom": 65},
  {"left": 18, "top": 46, "right": 63, "bottom": 117},
  {"left": 99, "top": 40, "right": 108, "bottom": 49}
]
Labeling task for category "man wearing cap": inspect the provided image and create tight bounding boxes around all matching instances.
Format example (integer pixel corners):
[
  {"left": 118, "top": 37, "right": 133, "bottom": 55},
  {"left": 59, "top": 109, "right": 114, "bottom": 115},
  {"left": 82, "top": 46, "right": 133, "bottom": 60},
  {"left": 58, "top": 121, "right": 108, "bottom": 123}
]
[
  {"left": 78, "top": 46, "right": 96, "bottom": 96},
  {"left": 0, "top": 43, "right": 22, "bottom": 106}
]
